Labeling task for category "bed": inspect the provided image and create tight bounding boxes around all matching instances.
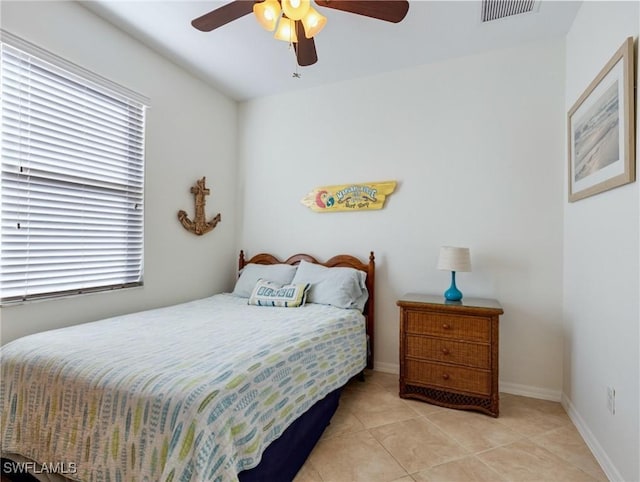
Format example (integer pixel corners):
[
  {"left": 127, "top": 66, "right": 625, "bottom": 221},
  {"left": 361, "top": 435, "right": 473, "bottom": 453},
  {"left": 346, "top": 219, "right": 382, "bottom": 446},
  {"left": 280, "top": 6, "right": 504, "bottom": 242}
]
[{"left": 0, "top": 251, "right": 375, "bottom": 482}]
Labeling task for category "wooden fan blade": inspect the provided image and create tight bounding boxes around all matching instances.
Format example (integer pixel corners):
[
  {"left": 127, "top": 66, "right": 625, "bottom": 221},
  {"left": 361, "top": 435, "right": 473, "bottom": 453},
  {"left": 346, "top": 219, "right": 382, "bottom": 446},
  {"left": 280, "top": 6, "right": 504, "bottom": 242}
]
[
  {"left": 191, "top": 1, "right": 256, "bottom": 32},
  {"left": 294, "top": 22, "right": 318, "bottom": 66},
  {"left": 314, "top": 0, "right": 409, "bottom": 23}
]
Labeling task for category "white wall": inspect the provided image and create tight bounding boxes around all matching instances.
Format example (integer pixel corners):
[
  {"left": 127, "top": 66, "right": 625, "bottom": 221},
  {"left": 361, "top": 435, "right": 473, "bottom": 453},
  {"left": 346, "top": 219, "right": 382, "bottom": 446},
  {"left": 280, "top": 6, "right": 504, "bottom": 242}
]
[
  {"left": 0, "top": 1, "right": 239, "bottom": 344},
  {"left": 238, "top": 40, "right": 566, "bottom": 397},
  {"left": 563, "top": 2, "right": 639, "bottom": 481}
]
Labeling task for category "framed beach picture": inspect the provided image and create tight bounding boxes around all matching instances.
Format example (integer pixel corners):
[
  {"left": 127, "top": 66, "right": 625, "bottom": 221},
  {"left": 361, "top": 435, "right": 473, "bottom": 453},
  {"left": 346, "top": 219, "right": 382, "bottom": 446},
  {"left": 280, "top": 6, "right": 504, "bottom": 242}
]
[{"left": 567, "top": 37, "right": 635, "bottom": 202}]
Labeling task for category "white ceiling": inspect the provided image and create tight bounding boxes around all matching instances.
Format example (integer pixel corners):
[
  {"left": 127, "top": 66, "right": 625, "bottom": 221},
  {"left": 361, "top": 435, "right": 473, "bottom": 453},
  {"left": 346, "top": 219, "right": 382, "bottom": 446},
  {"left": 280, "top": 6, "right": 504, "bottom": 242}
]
[{"left": 80, "top": 0, "right": 582, "bottom": 102}]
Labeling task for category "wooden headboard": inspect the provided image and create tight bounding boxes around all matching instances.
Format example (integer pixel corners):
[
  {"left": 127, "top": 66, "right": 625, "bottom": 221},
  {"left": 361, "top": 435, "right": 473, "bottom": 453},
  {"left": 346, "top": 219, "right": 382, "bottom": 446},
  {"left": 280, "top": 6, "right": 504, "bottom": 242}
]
[{"left": 239, "top": 250, "right": 375, "bottom": 370}]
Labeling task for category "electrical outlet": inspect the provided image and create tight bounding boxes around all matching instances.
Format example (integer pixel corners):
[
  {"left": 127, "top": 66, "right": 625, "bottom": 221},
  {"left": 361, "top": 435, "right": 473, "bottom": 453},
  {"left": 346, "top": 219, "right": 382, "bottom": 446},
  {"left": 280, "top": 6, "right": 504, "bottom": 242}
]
[{"left": 607, "top": 386, "right": 616, "bottom": 415}]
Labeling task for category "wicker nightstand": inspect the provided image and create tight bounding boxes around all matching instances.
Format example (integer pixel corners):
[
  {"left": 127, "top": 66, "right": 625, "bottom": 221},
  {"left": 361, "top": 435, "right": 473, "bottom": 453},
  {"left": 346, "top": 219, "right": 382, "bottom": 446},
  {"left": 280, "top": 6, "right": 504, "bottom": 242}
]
[{"left": 397, "top": 293, "right": 503, "bottom": 417}]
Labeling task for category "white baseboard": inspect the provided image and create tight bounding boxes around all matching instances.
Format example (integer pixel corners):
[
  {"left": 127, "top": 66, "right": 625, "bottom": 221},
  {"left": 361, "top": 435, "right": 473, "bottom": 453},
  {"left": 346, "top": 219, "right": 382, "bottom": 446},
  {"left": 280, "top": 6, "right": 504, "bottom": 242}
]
[
  {"left": 373, "top": 361, "right": 399, "bottom": 374},
  {"left": 561, "top": 394, "right": 622, "bottom": 482},
  {"left": 499, "top": 381, "right": 562, "bottom": 402}
]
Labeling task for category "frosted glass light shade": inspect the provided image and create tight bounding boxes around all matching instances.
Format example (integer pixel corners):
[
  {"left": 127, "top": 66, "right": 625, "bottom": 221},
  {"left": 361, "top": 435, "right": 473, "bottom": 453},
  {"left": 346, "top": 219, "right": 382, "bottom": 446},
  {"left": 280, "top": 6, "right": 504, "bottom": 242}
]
[
  {"left": 281, "top": 0, "right": 310, "bottom": 20},
  {"left": 254, "top": 0, "right": 281, "bottom": 31},
  {"left": 274, "top": 17, "right": 298, "bottom": 42},
  {"left": 437, "top": 246, "right": 471, "bottom": 272},
  {"left": 301, "top": 7, "right": 327, "bottom": 38}
]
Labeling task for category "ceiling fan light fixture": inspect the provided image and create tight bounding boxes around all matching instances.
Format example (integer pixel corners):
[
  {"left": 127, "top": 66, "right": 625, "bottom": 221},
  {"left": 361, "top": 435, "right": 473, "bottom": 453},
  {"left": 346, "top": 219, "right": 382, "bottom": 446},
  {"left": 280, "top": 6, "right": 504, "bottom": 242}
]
[
  {"left": 253, "top": 0, "right": 282, "bottom": 31},
  {"left": 274, "top": 17, "right": 298, "bottom": 43},
  {"left": 301, "top": 7, "right": 327, "bottom": 38},
  {"left": 191, "top": 0, "right": 410, "bottom": 68},
  {"left": 281, "top": 0, "right": 311, "bottom": 21}
]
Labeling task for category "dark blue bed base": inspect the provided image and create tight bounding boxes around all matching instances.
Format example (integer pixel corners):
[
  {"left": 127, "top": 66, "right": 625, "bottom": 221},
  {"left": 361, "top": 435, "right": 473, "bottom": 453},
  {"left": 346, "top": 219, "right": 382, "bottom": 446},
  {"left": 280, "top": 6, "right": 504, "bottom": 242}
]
[{"left": 238, "top": 387, "right": 342, "bottom": 482}]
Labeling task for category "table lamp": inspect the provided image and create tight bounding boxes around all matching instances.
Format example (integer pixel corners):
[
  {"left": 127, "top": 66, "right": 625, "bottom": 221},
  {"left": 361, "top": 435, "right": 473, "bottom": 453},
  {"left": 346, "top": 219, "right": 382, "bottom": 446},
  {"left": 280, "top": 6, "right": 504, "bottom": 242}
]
[{"left": 437, "top": 246, "right": 471, "bottom": 301}]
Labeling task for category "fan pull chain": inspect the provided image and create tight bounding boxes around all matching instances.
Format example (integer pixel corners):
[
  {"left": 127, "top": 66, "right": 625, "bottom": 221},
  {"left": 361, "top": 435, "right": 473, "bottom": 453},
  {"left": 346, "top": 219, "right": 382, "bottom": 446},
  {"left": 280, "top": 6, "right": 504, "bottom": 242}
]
[{"left": 289, "top": 41, "right": 301, "bottom": 78}]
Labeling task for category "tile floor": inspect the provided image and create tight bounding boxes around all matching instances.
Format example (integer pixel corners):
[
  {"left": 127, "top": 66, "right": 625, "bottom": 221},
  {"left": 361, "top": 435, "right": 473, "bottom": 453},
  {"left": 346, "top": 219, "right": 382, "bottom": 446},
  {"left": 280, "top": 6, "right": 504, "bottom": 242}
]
[{"left": 294, "top": 370, "right": 608, "bottom": 482}]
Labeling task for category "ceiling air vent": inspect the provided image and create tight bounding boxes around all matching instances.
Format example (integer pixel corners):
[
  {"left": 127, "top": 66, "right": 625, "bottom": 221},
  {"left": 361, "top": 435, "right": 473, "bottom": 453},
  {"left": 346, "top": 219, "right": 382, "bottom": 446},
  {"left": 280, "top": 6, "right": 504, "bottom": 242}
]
[{"left": 481, "top": 0, "right": 540, "bottom": 22}]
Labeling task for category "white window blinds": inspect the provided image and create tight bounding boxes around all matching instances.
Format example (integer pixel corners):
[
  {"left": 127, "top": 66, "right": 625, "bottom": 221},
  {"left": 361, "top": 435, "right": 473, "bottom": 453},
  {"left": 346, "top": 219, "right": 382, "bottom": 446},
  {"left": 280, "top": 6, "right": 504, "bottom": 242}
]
[{"left": 0, "top": 34, "right": 148, "bottom": 303}]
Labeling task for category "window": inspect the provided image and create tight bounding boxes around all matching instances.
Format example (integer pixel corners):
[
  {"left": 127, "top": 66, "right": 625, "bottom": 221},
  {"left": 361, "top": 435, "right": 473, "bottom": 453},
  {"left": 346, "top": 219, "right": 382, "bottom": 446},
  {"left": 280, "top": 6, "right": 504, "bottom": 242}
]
[{"left": 0, "top": 32, "right": 149, "bottom": 304}]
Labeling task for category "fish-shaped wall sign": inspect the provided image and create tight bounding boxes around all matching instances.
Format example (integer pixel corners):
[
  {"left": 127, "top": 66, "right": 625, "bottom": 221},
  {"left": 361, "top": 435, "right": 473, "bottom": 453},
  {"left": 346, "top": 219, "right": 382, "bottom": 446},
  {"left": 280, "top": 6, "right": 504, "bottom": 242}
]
[{"left": 301, "top": 181, "right": 397, "bottom": 212}]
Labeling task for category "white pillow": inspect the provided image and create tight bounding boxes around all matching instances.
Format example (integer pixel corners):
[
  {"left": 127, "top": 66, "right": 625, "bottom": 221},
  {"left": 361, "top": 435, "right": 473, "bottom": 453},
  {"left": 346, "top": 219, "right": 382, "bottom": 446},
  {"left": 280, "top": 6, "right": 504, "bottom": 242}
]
[
  {"left": 291, "top": 260, "right": 368, "bottom": 311},
  {"left": 232, "top": 263, "right": 298, "bottom": 298}
]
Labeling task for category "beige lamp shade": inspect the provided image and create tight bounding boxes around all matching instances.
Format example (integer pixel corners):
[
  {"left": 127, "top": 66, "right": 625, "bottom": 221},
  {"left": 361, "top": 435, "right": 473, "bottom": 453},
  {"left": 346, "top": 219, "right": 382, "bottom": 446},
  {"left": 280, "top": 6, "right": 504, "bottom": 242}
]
[
  {"left": 437, "top": 246, "right": 471, "bottom": 272},
  {"left": 281, "top": 0, "right": 311, "bottom": 20},
  {"left": 254, "top": 0, "right": 281, "bottom": 31},
  {"left": 301, "top": 7, "right": 327, "bottom": 38},
  {"left": 274, "top": 17, "right": 298, "bottom": 42}
]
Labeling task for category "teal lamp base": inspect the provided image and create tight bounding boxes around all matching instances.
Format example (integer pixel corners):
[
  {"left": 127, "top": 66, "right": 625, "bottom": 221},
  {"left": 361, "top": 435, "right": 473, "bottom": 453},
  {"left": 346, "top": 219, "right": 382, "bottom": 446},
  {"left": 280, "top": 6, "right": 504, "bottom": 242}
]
[{"left": 444, "top": 271, "right": 463, "bottom": 301}]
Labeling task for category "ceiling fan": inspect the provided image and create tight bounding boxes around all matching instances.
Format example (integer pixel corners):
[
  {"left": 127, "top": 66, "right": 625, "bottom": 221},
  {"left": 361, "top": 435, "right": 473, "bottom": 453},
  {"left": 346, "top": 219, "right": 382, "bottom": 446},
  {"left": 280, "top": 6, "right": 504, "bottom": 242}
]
[{"left": 191, "top": 0, "right": 410, "bottom": 67}]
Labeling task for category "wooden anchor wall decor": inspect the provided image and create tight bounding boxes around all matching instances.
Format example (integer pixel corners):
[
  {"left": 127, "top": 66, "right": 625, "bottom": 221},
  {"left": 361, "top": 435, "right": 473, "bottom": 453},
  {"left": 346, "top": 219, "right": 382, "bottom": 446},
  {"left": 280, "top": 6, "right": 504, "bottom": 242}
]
[{"left": 177, "top": 177, "right": 221, "bottom": 235}]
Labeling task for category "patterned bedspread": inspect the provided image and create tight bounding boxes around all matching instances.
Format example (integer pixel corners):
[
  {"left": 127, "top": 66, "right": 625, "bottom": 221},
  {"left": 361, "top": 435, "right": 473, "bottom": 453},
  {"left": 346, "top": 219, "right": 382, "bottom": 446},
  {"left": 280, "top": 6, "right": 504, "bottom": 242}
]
[{"left": 0, "top": 294, "right": 366, "bottom": 481}]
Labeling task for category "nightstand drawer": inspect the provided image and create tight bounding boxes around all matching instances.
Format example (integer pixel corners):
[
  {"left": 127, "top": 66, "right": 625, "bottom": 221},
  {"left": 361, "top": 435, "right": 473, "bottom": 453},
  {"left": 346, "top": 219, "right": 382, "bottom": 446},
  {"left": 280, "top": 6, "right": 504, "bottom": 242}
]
[
  {"left": 405, "top": 359, "right": 491, "bottom": 396},
  {"left": 406, "top": 311, "right": 490, "bottom": 342},
  {"left": 406, "top": 335, "right": 490, "bottom": 368}
]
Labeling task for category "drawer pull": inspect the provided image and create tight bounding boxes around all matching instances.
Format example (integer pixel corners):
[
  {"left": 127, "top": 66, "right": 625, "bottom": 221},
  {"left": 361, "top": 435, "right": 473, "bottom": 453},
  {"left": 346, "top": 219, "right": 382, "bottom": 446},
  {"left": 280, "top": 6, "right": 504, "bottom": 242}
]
[
  {"left": 441, "top": 347, "right": 450, "bottom": 355},
  {"left": 442, "top": 323, "right": 451, "bottom": 330},
  {"left": 442, "top": 373, "right": 450, "bottom": 380}
]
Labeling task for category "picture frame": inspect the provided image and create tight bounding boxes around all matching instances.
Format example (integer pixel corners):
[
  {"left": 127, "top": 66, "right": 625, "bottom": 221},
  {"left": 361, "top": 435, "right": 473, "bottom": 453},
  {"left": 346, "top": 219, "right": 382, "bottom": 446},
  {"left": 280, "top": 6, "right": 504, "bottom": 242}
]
[{"left": 567, "top": 37, "right": 636, "bottom": 202}]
